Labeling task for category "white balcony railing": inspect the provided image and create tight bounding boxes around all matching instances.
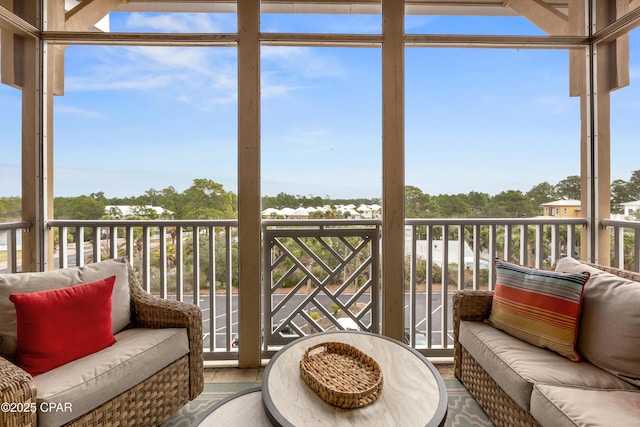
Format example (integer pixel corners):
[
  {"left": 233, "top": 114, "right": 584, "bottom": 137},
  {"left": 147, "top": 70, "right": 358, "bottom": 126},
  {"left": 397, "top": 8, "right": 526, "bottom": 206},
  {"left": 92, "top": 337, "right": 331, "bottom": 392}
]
[
  {"left": 404, "top": 217, "right": 586, "bottom": 354},
  {"left": 48, "top": 219, "right": 238, "bottom": 361},
  {"left": 602, "top": 218, "right": 640, "bottom": 272},
  {"left": 0, "top": 221, "right": 29, "bottom": 274},
  {"left": 30, "top": 217, "right": 587, "bottom": 360}
]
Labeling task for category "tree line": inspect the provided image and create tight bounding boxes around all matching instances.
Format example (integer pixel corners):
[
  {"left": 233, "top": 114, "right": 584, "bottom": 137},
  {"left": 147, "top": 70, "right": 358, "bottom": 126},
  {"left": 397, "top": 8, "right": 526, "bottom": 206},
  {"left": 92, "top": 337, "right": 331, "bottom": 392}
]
[{"left": 1, "top": 171, "right": 639, "bottom": 222}]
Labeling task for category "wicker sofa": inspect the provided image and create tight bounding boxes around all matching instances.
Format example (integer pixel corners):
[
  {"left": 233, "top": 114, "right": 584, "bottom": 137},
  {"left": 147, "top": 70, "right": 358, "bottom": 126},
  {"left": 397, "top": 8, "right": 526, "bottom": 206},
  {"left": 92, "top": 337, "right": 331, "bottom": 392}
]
[
  {"left": 453, "top": 257, "right": 640, "bottom": 427},
  {"left": 0, "top": 257, "right": 203, "bottom": 427}
]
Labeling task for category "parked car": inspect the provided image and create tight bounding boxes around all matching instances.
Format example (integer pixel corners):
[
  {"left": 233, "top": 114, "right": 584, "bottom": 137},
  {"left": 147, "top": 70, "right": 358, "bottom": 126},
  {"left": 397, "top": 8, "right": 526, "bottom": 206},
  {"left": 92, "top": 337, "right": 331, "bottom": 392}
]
[
  {"left": 337, "top": 317, "right": 360, "bottom": 331},
  {"left": 233, "top": 322, "right": 291, "bottom": 349},
  {"left": 272, "top": 319, "right": 294, "bottom": 336},
  {"left": 545, "top": 253, "right": 567, "bottom": 264},
  {"left": 403, "top": 329, "right": 427, "bottom": 346}
]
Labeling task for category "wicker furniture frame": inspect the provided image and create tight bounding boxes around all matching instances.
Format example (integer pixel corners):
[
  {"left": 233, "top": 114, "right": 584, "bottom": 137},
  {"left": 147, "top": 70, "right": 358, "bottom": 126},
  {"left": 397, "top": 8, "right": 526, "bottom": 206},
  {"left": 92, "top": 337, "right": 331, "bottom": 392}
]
[
  {"left": 0, "top": 261, "right": 204, "bottom": 427},
  {"left": 453, "top": 261, "right": 640, "bottom": 427}
]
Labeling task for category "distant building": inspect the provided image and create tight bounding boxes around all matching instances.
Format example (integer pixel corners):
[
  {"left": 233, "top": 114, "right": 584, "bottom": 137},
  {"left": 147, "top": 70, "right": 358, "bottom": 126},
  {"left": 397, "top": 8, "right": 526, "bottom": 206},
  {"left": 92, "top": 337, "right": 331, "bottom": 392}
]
[
  {"left": 104, "top": 205, "right": 172, "bottom": 218},
  {"left": 290, "top": 207, "right": 310, "bottom": 220},
  {"left": 404, "top": 228, "right": 490, "bottom": 269},
  {"left": 539, "top": 200, "right": 581, "bottom": 218},
  {"left": 618, "top": 200, "right": 640, "bottom": 219},
  {"left": 261, "top": 204, "right": 381, "bottom": 220}
]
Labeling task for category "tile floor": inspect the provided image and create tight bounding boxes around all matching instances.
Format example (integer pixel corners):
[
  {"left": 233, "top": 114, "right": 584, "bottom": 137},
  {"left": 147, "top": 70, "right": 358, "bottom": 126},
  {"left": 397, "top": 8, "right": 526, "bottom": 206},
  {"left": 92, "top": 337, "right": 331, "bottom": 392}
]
[{"left": 204, "top": 364, "right": 454, "bottom": 383}]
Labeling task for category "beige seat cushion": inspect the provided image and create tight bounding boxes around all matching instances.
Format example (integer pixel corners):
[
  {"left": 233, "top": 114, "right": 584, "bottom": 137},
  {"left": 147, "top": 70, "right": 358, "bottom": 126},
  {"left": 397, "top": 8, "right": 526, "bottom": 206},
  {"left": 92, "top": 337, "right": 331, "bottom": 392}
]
[
  {"left": 530, "top": 384, "right": 640, "bottom": 427},
  {"left": 0, "top": 257, "right": 131, "bottom": 360},
  {"left": 459, "top": 321, "right": 637, "bottom": 411},
  {"left": 555, "top": 257, "right": 640, "bottom": 386},
  {"left": 34, "top": 328, "right": 189, "bottom": 427}
]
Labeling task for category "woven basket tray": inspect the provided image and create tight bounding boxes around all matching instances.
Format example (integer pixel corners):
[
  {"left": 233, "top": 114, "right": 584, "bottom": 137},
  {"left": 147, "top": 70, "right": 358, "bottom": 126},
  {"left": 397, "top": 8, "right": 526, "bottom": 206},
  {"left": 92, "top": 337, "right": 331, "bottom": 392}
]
[{"left": 299, "top": 341, "right": 383, "bottom": 409}]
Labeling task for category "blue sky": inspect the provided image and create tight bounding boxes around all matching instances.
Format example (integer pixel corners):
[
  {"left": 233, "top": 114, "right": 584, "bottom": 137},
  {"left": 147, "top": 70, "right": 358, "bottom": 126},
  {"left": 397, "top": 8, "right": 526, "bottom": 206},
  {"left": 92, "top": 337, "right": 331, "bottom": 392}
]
[{"left": 0, "top": 11, "right": 638, "bottom": 200}]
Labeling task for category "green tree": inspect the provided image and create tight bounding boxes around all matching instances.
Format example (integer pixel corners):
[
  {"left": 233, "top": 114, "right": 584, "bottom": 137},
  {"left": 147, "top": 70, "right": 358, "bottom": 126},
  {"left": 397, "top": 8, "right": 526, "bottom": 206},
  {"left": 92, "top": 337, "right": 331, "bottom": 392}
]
[
  {"left": 182, "top": 179, "right": 236, "bottom": 219},
  {"left": 434, "top": 194, "right": 472, "bottom": 217},
  {"left": 466, "top": 191, "right": 490, "bottom": 217},
  {"left": 54, "top": 195, "right": 106, "bottom": 219},
  {"left": 610, "top": 179, "right": 635, "bottom": 213},
  {"left": 555, "top": 176, "right": 581, "bottom": 200},
  {"left": 627, "top": 170, "right": 640, "bottom": 200},
  {"left": 527, "top": 182, "right": 557, "bottom": 210},
  {"left": 275, "top": 192, "right": 300, "bottom": 209},
  {"left": 488, "top": 190, "right": 536, "bottom": 218},
  {"left": 405, "top": 186, "right": 438, "bottom": 218},
  {"left": 0, "top": 196, "right": 22, "bottom": 221},
  {"left": 159, "top": 186, "right": 183, "bottom": 218}
]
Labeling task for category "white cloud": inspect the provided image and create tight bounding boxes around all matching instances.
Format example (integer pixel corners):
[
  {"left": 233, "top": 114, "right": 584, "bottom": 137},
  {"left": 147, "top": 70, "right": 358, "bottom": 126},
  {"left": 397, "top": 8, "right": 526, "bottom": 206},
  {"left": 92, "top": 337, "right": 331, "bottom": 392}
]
[
  {"left": 260, "top": 46, "right": 347, "bottom": 100},
  {"left": 281, "top": 126, "right": 334, "bottom": 155},
  {"left": 533, "top": 95, "right": 573, "bottom": 115},
  {"left": 261, "top": 14, "right": 380, "bottom": 36},
  {"left": 260, "top": 71, "right": 303, "bottom": 98},
  {"left": 124, "top": 13, "right": 230, "bottom": 33},
  {"left": 55, "top": 105, "right": 107, "bottom": 118},
  {"left": 262, "top": 46, "right": 346, "bottom": 79},
  {"left": 66, "top": 68, "right": 171, "bottom": 92},
  {"left": 64, "top": 43, "right": 347, "bottom": 111},
  {"left": 64, "top": 45, "right": 238, "bottom": 108},
  {"left": 126, "top": 46, "right": 210, "bottom": 70}
]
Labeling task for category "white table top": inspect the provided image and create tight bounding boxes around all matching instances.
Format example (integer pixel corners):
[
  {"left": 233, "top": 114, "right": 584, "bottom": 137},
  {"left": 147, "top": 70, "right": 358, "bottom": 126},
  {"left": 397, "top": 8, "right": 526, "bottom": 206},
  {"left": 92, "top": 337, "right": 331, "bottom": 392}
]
[{"left": 262, "top": 331, "right": 447, "bottom": 427}]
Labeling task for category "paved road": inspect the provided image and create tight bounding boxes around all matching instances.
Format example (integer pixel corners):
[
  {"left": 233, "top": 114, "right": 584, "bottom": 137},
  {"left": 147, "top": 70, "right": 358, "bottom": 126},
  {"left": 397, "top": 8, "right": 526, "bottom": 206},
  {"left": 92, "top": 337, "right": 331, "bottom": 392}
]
[{"left": 176, "top": 292, "right": 455, "bottom": 350}]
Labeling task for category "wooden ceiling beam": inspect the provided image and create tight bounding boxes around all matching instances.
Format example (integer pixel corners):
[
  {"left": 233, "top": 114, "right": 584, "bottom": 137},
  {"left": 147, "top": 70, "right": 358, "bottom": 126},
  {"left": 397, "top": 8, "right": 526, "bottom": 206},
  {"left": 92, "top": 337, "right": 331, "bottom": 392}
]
[
  {"left": 0, "top": 0, "right": 39, "bottom": 90},
  {"left": 568, "top": 0, "right": 585, "bottom": 97},
  {"left": 503, "top": 0, "right": 568, "bottom": 35},
  {"left": 608, "top": 0, "right": 630, "bottom": 91},
  {"left": 1, "top": 28, "right": 22, "bottom": 89},
  {"left": 65, "top": 0, "right": 122, "bottom": 32}
]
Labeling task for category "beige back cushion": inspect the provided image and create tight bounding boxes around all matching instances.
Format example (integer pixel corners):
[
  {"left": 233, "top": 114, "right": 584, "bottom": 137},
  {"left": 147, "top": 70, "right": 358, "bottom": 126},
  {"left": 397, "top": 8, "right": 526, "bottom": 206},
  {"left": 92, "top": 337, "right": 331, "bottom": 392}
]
[
  {"left": 0, "top": 257, "right": 131, "bottom": 361},
  {"left": 555, "top": 257, "right": 640, "bottom": 387}
]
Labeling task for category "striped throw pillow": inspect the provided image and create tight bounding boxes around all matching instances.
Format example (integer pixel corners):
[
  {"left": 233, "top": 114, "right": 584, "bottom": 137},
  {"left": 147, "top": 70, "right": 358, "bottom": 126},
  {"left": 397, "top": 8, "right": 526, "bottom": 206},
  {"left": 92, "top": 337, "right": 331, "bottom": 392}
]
[{"left": 488, "top": 258, "right": 590, "bottom": 362}]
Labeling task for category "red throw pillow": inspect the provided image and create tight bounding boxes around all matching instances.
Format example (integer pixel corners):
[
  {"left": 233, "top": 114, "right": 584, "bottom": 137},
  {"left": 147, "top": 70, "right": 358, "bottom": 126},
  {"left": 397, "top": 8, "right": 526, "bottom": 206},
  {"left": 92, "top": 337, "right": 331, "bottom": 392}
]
[{"left": 9, "top": 276, "right": 117, "bottom": 376}]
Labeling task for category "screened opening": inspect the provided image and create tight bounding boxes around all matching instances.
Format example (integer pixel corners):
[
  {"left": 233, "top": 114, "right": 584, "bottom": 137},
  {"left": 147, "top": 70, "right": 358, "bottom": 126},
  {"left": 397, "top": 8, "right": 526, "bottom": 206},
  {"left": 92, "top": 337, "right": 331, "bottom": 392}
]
[
  {"left": 54, "top": 44, "right": 238, "bottom": 209},
  {"left": 261, "top": 46, "right": 382, "bottom": 203}
]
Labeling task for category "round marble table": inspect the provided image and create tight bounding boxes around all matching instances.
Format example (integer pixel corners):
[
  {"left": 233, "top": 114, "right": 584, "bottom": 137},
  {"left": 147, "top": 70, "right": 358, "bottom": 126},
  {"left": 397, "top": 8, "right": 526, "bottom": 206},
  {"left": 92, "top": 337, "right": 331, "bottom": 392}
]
[{"left": 262, "top": 331, "right": 448, "bottom": 427}]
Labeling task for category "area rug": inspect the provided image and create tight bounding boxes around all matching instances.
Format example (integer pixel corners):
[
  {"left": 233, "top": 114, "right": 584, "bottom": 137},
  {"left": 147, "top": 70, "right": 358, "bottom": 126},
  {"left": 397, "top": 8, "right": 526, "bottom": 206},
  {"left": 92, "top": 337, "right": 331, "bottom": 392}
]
[{"left": 161, "top": 379, "right": 493, "bottom": 426}]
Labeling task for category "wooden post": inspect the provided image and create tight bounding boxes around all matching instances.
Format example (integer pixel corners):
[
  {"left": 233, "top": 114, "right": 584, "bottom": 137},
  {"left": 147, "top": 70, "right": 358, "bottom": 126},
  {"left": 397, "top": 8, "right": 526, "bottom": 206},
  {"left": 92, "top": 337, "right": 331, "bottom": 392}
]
[
  {"left": 20, "top": 34, "right": 40, "bottom": 272},
  {"left": 1, "top": 2, "right": 41, "bottom": 271},
  {"left": 237, "top": 0, "right": 262, "bottom": 368},
  {"left": 382, "top": 0, "right": 404, "bottom": 342},
  {"left": 579, "top": 0, "right": 631, "bottom": 265}
]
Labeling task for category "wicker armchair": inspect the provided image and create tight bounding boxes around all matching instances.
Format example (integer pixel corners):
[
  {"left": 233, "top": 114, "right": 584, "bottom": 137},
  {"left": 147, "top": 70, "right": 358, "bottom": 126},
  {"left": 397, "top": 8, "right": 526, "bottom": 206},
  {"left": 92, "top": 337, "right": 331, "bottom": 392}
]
[
  {"left": 452, "top": 289, "right": 540, "bottom": 426},
  {"left": 0, "top": 261, "right": 204, "bottom": 427},
  {"left": 453, "top": 261, "right": 640, "bottom": 427}
]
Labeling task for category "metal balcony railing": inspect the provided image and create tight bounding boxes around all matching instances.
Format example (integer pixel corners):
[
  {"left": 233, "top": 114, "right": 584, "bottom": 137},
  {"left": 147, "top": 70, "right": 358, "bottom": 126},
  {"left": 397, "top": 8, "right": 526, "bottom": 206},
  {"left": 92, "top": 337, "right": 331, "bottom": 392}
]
[
  {"left": 0, "top": 221, "right": 30, "bottom": 274},
  {"left": 262, "top": 220, "right": 381, "bottom": 356},
  {"left": 48, "top": 219, "right": 239, "bottom": 360},
  {"left": 404, "top": 217, "right": 587, "bottom": 354},
  {"left": 602, "top": 218, "right": 640, "bottom": 272},
  {"left": 0, "top": 216, "right": 589, "bottom": 361}
]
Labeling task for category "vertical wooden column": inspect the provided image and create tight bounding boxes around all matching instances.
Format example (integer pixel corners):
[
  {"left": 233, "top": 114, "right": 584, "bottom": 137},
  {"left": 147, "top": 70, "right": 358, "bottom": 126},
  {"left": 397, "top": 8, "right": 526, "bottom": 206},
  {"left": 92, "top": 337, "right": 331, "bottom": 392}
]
[
  {"left": 20, "top": 34, "right": 40, "bottom": 272},
  {"left": 580, "top": 46, "right": 611, "bottom": 265},
  {"left": 1, "top": 2, "right": 41, "bottom": 271},
  {"left": 381, "top": 0, "right": 404, "bottom": 342},
  {"left": 237, "top": 0, "right": 262, "bottom": 368},
  {"left": 593, "top": 49, "right": 611, "bottom": 265},
  {"left": 42, "top": 0, "right": 66, "bottom": 270},
  {"left": 582, "top": 0, "right": 630, "bottom": 264}
]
